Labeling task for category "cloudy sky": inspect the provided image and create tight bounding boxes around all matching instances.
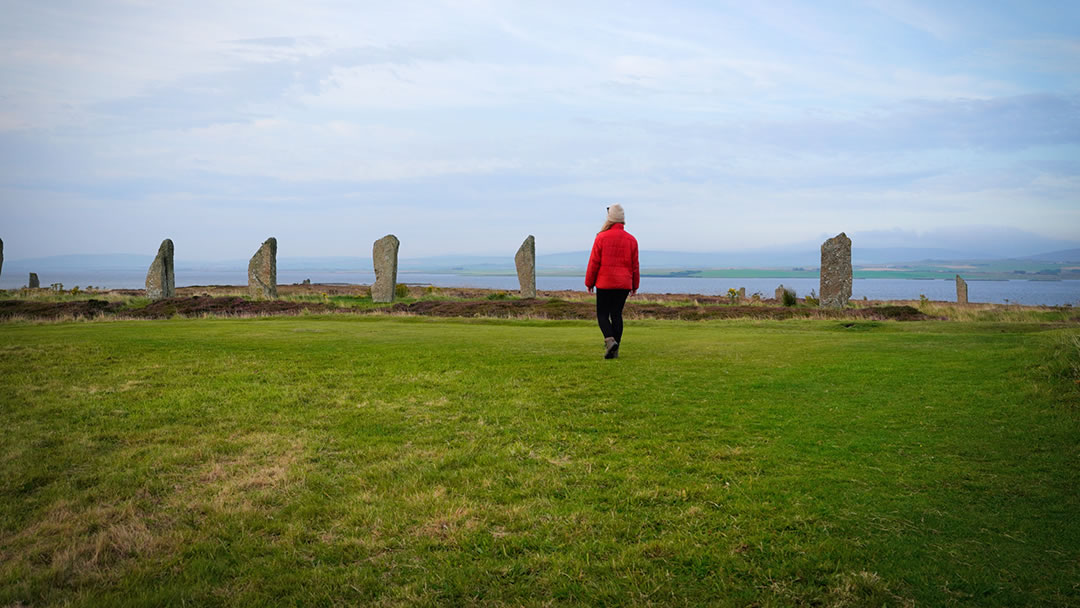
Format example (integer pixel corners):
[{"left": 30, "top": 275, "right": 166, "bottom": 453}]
[{"left": 1, "top": 0, "right": 1078, "bottom": 260}]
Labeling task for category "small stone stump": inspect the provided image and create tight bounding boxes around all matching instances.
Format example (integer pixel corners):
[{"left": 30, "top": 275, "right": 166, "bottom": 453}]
[
  {"left": 956, "top": 275, "right": 968, "bottom": 304},
  {"left": 29, "top": 272, "right": 40, "bottom": 288},
  {"left": 145, "top": 239, "right": 175, "bottom": 300},
  {"left": 248, "top": 237, "right": 277, "bottom": 298},
  {"left": 820, "top": 232, "right": 852, "bottom": 308},
  {"left": 515, "top": 235, "right": 536, "bottom": 299},
  {"left": 372, "top": 234, "right": 400, "bottom": 303}
]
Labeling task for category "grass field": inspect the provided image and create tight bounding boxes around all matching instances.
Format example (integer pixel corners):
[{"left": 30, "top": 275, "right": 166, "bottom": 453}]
[{"left": 1, "top": 315, "right": 1078, "bottom": 606}]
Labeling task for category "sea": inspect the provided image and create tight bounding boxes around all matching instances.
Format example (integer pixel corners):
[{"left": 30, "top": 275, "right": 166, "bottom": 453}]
[{"left": 2, "top": 269, "right": 1078, "bottom": 306}]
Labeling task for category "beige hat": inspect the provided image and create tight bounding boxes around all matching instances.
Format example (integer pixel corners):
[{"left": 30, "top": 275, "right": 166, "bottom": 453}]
[{"left": 601, "top": 204, "right": 625, "bottom": 232}]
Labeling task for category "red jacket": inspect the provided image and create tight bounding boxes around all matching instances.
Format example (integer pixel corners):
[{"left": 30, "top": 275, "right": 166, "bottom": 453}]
[{"left": 585, "top": 223, "right": 640, "bottom": 290}]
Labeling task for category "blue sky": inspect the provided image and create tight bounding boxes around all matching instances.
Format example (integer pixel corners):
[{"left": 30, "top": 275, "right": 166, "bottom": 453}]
[{"left": 1, "top": 0, "right": 1078, "bottom": 260}]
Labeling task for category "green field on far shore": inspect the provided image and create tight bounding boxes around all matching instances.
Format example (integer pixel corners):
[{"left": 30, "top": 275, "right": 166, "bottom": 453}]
[
  {"left": 443, "top": 257, "right": 1080, "bottom": 281},
  {"left": 1, "top": 316, "right": 1078, "bottom": 606}
]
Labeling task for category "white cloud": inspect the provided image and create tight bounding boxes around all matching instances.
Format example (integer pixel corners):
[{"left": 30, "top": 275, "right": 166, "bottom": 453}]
[
  {"left": 866, "top": 0, "right": 956, "bottom": 40},
  {"left": 0, "top": 1, "right": 1078, "bottom": 259}
]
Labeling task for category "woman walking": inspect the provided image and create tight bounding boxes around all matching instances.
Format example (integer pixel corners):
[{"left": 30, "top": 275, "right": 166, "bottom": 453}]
[{"left": 585, "top": 204, "right": 640, "bottom": 359}]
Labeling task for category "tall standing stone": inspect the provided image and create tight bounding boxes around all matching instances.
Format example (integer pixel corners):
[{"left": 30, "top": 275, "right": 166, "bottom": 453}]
[
  {"left": 371, "top": 234, "right": 400, "bottom": 303},
  {"left": 145, "top": 239, "right": 175, "bottom": 300},
  {"left": 775, "top": 284, "right": 787, "bottom": 301},
  {"left": 819, "top": 232, "right": 852, "bottom": 308},
  {"left": 29, "top": 273, "right": 40, "bottom": 288},
  {"left": 956, "top": 275, "right": 968, "bottom": 304},
  {"left": 248, "top": 237, "right": 278, "bottom": 298},
  {"left": 515, "top": 235, "right": 536, "bottom": 299},
  {"left": 0, "top": 237, "right": 4, "bottom": 280},
  {"left": 738, "top": 287, "right": 746, "bottom": 300}
]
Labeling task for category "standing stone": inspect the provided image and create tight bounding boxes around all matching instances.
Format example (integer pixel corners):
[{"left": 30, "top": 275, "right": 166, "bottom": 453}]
[
  {"left": 775, "top": 284, "right": 787, "bottom": 301},
  {"left": 956, "top": 275, "right": 968, "bottom": 304},
  {"left": 29, "top": 273, "right": 40, "bottom": 288},
  {"left": 248, "top": 237, "right": 277, "bottom": 298},
  {"left": 0, "top": 237, "right": 4, "bottom": 280},
  {"left": 738, "top": 287, "right": 746, "bottom": 301},
  {"left": 145, "top": 239, "right": 175, "bottom": 300},
  {"left": 819, "top": 232, "right": 852, "bottom": 308},
  {"left": 515, "top": 235, "right": 536, "bottom": 299},
  {"left": 371, "top": 234, "right": 400, "bottom": 303}
]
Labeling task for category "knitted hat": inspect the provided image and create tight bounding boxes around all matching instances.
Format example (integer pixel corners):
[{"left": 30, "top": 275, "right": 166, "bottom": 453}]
[{"left": 601, "top": 204, "right": 625, "bottom": 232}]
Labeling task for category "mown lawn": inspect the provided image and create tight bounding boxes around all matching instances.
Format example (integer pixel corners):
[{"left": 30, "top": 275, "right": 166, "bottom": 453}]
[{"left": 1, "top": 316, "right": 1077, "bottom": 606}]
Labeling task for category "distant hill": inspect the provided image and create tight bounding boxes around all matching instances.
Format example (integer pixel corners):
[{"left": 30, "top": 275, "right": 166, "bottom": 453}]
[
  {"left": 1021, "top": 249, "right": 1080, "bottom": 263},
  {"left": 2, "top": 254, "right": 152, "bottom": 271},
  {"left": 0, "top": 254, "right": 158, "bottom": 274},
  {"left": 851, "top": 248, "right": 997, "bottom": 264},
  {"left": 7, "top": 246, "right": 1079, "bottom": 274},
  {"left": 537, "top": 247, "right": 1010, "bottom": 269}
]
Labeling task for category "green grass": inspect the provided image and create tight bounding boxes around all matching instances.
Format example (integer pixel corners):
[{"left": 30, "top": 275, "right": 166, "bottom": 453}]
[{"left": 1, "top": 316, "right": 1078, "bottom": 606}]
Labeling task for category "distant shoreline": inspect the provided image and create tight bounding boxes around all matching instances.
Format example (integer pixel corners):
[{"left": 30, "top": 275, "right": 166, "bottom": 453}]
[
  {"left": 449, "top": 270, "right": 1075, "bottom": 282},
  {"left": 2, "top": 274, "right": 1078, "bottom": 306}
]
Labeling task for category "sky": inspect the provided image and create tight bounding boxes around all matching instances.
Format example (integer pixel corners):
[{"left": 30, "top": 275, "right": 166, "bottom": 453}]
[{"left": 1, "top": 0, "right": 1078, "bottom": 261}]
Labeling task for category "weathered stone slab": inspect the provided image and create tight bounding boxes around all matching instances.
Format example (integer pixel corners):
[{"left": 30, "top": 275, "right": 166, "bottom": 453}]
[
  {"left": 775, "top": 284, "right": 788, "bottom": 301},
  {"left": 29, "top": 272, "right": 39, "bottom": 288},
  {"left": 738, "top": 287, "right": 746, "bottom": 300},
  {"left": 145, "top": 239, "right": 175, "bottom": 300},
  {"left": 956, "top": 275, "right": 968, "bottom": 304},
  {"left": 372, "top": 234, "right": 400, "bottom": 303},
  {"left": 819, "top": 232, "right": 852, "bottom": 308},
  {"left": 248, "top": 237, "right": 277, "bottom": 298},
  {"left": 515, "top": 235, "right": 536, "bottom": 299}
]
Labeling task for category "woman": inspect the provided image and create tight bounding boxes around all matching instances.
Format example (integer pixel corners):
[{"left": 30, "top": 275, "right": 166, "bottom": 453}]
[{"left": 585, "top": 204, "right": 640, "bottom": 359}]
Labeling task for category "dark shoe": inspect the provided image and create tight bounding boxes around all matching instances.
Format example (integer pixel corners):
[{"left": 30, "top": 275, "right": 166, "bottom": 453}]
[{"left": 604, "top": 337, "right": 618, "bottom": 359}]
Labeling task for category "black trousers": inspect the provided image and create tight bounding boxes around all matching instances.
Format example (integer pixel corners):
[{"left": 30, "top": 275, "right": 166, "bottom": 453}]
[{"left": 595, "top": 288, "right": 630, "bottom": 342}]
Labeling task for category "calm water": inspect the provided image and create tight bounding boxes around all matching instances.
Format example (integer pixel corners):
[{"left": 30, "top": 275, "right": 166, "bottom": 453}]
[{"left": 2, "top": 269, "right": 1078, "bottom": 306}]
